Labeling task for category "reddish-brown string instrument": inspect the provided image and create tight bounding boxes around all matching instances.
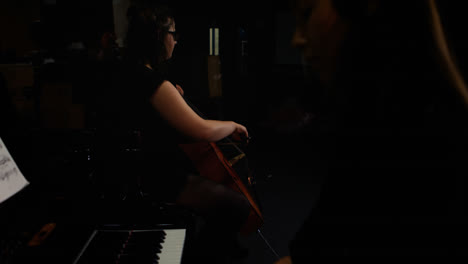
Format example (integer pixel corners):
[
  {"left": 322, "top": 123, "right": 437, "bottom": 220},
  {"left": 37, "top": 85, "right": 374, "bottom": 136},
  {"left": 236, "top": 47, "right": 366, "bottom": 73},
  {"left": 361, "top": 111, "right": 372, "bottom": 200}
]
[
  {"left": 178, "top": 100, "right": 263, "bottom": 235},
  {"left": 179, "top": 141, "right": 263, "bottom": 235}
]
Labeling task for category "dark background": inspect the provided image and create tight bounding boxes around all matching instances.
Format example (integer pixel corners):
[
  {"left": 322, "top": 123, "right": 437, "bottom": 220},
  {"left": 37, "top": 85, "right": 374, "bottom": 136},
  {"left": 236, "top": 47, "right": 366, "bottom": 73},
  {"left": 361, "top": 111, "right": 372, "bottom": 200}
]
[
  {"left": 0, "top": 1, "right": 316, "bottom": 263},
  {"left": 0, "top": 0, "right": 307, "bottom": 127},
  {"left": 2, "top": 1, "right": 468, "bottom": 263}
]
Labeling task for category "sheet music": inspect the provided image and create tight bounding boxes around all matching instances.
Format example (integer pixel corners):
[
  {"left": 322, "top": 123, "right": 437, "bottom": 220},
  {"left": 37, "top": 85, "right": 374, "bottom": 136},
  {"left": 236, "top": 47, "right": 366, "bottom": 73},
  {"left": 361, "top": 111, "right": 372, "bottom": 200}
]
[{"left": 0, "top": 137, "right": 29, "bottom": 203}]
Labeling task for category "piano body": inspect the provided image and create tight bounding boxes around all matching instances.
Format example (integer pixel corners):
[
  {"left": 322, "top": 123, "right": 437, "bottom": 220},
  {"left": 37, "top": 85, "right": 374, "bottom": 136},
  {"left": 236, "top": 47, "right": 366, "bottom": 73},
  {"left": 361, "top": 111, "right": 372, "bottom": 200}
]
[
  {"left": 1, "top": 212, "right": 190, "bottom": 264},
  {"left": 0, "top": 129, "right": 195, "bottom": 264}
]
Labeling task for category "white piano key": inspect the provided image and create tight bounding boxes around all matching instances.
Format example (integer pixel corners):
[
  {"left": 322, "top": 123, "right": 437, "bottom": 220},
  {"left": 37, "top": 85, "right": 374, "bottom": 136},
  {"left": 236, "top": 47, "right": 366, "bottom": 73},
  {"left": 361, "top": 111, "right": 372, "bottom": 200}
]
[{"left": 157, "top": 229, "right": 186, "bottom": 264}]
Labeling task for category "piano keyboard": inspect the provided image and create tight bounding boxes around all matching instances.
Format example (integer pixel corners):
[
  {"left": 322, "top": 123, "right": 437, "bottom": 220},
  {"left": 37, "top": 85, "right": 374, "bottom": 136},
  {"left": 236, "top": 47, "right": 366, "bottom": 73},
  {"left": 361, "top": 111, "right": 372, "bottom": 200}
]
[{"left": 73, "top": 227, "right": 186, "bottom": 264}]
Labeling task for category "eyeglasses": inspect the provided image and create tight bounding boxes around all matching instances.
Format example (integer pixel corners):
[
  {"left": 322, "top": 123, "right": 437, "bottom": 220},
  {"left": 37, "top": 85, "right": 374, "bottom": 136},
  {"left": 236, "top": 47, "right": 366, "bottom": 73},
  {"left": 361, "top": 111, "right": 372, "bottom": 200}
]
[{"left": 166, "top": 30, "right": 179, "bottom": 41}]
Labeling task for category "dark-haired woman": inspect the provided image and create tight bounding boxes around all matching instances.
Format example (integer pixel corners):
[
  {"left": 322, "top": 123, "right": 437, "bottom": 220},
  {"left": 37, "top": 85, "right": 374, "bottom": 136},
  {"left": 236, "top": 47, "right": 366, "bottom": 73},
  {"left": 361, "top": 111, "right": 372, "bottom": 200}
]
[{"left": 114, "top": 3, "right": 251, "bottom": 262}]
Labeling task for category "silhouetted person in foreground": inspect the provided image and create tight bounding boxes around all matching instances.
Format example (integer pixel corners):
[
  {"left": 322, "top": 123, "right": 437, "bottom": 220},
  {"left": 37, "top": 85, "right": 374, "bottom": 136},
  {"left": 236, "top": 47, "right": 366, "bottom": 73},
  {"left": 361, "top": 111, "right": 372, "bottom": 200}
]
[{"left": 277, "top": 0, "right": 468, "bottom": 261}]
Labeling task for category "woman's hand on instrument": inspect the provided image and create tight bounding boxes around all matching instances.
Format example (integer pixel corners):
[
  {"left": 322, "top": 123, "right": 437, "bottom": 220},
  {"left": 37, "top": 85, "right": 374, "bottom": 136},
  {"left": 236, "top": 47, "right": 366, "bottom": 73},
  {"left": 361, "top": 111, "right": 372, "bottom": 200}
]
[{"left": 231, "top": 123, "right": 250, "bottom": 144}]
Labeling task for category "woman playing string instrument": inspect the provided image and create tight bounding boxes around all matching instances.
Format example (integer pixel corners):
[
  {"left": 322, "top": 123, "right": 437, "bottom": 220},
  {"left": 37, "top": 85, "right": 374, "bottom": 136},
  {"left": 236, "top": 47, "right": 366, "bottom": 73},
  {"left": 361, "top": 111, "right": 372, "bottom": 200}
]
[{"left": 115, "top": 1, "right": 251, "bottom": 262}]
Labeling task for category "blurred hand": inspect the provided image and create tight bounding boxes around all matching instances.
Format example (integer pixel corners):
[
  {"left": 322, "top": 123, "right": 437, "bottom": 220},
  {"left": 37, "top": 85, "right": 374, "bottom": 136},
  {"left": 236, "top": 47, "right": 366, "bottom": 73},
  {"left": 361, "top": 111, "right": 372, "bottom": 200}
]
[
  {"left": 274, "top": 256, "right": 292, "bottom": 264},
  {"left": 175, "top": 84, "right": 184, "bottom": 96}
]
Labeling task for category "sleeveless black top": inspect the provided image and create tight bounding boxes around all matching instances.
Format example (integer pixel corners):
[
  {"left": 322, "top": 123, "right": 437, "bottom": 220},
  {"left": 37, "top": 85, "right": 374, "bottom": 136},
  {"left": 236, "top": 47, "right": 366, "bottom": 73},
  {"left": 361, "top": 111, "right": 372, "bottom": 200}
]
[{"left": 109, "top": 62, "right": 196, "bottom": 201}]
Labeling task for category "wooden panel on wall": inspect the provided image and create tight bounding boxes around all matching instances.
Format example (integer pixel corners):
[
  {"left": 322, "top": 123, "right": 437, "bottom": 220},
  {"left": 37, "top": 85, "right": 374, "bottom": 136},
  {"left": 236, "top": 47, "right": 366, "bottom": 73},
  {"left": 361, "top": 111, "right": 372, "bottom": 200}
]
[
  {"left": 40, "top": 81, "right": 85, "bottom": 129},
  {"left": 0, "top": 0, "right": 40, "bottom": 58},
  {"left": 0, "top": 63, "right": 35, "bottom": 124}
]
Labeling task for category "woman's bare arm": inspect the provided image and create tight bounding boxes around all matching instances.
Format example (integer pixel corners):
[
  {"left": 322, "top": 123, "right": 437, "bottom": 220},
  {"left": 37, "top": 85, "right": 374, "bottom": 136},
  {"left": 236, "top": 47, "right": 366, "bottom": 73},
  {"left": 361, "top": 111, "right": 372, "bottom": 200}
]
[{"left": 150, "top": 80, "right": 248, "bottom": 142}]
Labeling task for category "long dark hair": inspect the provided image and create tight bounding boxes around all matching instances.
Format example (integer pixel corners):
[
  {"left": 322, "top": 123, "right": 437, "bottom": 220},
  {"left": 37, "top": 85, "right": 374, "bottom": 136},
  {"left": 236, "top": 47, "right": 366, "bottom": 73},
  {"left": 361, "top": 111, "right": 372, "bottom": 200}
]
[{"left": 124, "top": 1, "right": 175, "bottom": 68}]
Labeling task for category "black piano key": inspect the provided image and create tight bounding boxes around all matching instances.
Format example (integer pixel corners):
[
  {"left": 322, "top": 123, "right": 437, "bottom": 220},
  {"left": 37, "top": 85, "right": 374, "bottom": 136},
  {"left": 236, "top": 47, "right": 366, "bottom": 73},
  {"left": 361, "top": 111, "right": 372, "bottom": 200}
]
[
  {"left": 117, "top": 253, "right": 155, "bottom": 263},
  {"left": 75, "top": 229, "right": 173, "bottom": 264},
  {"left": 153, "top": 246, "right": 162, "bottom": 254},
  {"left": 122, "top": 240, "right": 164, "bottom": 251},
  {"left": 130, "top": 231, "right": 165, "bottom": 242},
  {"left": 80, "top": 231, "right": 130, "bottom": 263}
]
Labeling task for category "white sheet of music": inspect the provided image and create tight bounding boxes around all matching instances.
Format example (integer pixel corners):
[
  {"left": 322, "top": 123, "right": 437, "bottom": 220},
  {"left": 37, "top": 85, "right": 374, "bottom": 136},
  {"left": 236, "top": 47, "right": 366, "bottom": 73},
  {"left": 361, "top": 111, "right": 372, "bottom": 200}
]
[{"left": 0, "top": 137, "right": 29, "bottom": 204}]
